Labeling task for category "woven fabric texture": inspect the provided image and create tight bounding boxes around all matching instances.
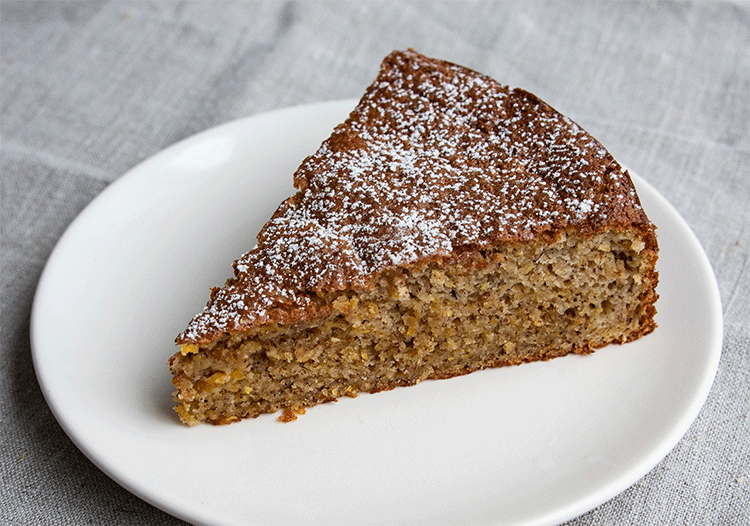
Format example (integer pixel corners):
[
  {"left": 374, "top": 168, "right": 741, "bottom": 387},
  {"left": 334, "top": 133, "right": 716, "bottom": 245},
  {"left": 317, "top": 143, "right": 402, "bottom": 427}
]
[{"left": 2, "top": 1, "right": 748, "bottom": 524}]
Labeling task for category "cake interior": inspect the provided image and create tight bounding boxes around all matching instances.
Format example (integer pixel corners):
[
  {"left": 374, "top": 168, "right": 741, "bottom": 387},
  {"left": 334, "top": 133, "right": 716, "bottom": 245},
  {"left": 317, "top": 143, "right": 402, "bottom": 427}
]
[{"left": 169, "top": 227, "right": 657, "bottom": 425}]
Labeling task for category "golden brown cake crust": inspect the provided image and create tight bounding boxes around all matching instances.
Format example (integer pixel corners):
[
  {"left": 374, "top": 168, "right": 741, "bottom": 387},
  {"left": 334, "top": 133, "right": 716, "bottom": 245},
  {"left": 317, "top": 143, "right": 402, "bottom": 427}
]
[{"left": 177, "top": 49, "right": 656, "bottom": 345}]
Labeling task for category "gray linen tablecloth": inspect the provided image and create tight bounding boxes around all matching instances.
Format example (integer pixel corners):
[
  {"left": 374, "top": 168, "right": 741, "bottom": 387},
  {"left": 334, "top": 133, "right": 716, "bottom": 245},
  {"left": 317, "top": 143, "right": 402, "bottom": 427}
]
[{"left": 2, "top": 1, "right": 748, "bottom": 524}]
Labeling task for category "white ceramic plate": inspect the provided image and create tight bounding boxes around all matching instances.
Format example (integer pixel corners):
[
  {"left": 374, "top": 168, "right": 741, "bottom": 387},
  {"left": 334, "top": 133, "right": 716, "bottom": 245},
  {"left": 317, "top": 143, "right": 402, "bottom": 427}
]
[{"left": 32, "top": 100, "right": 722, "bottom": 526}]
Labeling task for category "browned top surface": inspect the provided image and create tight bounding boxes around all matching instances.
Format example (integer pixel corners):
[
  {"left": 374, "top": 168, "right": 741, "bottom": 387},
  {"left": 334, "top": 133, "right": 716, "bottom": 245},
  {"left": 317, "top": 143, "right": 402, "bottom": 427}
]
[{"left": 178, "top": 50, "right": 653, "bottom": 344}]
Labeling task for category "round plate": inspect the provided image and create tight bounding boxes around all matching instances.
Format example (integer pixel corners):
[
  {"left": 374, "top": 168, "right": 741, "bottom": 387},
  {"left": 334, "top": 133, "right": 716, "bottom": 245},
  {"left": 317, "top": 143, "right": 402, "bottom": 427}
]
[{"left": 31, "top": 100, "right": 722, "bottom": 526}]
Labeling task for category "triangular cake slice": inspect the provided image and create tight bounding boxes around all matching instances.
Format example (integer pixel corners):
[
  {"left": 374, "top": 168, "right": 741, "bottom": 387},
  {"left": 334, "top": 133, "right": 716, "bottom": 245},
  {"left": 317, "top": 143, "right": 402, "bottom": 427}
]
[{"left": 169, "top": 50, "right": 658, "bottom": 425}]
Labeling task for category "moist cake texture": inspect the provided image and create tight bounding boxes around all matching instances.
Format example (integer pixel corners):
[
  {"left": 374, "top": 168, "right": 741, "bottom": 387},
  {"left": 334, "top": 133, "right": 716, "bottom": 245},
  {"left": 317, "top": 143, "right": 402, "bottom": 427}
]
[{"left": 169, "top": 50, "right": 658, "bottom": 425}]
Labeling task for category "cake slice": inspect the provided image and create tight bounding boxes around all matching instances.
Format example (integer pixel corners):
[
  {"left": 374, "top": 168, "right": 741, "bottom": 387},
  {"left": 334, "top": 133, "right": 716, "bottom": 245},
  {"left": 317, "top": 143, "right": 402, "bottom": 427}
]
[{"left": 169, "top": 50, "right": 658, "bottom": 425}]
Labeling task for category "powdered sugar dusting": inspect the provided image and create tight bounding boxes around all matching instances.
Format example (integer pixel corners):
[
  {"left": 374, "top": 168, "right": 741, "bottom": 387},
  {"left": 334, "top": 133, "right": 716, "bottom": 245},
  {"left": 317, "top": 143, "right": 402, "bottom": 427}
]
[{"left": 179, "top": 50, "right": 647, "bottom": 343}]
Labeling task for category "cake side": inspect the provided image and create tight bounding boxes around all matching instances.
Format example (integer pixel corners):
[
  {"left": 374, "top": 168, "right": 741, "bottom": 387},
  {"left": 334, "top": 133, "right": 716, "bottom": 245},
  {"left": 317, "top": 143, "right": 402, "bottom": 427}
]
[
  {"left": 170, "top": 227, "right": 658, "bottom": 425},
  {"left": 177, "top": 50, "right": 655, "bottom": 345}
]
